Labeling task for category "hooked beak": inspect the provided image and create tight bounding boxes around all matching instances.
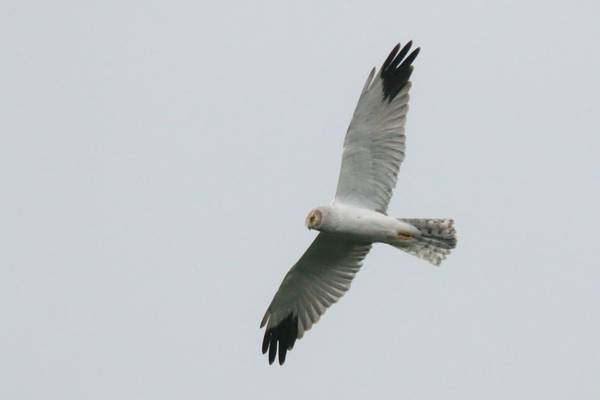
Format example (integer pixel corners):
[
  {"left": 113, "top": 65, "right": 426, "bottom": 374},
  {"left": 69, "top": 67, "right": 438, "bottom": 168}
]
[{"left": 305, "top": 214, "right": 314, "bottom": 230}]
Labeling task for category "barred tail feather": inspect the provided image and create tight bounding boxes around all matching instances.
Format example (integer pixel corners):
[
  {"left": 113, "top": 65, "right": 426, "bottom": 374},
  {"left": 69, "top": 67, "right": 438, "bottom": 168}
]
[{"left": 393, "top": 218, "right": 457, "bottom": 266}]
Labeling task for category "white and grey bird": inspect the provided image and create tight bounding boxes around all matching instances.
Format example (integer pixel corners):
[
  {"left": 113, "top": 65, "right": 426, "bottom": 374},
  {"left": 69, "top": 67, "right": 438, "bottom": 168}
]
[{"left": 261, "top": 42, "right": 457, "bottom": 365}]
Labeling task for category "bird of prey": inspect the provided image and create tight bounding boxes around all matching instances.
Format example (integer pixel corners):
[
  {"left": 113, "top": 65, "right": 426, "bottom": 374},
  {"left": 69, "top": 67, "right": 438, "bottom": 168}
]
[{"left": 260, "top": 42, "right": 457, "bottom": 365}]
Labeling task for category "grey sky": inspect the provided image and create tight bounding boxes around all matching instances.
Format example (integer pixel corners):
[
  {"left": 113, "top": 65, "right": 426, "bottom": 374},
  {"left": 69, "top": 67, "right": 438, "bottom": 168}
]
[{"left": 2, "top": 0, "right": 599, "bottom": 398}]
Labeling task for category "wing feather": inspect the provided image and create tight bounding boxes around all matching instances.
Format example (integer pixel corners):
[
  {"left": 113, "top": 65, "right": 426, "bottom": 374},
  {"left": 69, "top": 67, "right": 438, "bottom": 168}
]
[
  {"left": 260, "top": 234, "right": 371, "bottom": 364},
  {"left": 334, "top": 42, "right": 420, "bottom": 212}
]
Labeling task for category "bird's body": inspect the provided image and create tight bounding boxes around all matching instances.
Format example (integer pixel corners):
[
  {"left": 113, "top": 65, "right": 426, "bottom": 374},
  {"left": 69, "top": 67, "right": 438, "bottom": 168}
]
[
  {"left": 260, "top": 41, "right": 458, "bottom": 365},
  {"left": 308, "top": 204, "right": 420, "bottom": 244}
]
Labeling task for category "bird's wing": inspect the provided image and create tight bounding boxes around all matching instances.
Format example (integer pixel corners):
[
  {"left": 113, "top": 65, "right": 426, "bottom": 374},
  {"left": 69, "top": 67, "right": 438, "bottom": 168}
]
[
  {"left": 260, "top": 233, "right": 371, "bottom": 365},
  {"left": 334, "top": 42, "right": 420, "bottom": 213}
]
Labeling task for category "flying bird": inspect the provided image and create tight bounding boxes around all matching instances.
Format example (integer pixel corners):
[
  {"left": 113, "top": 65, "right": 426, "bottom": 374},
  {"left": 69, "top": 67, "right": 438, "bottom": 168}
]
[{"left": 260, "top": 42, "right": 457, "bottom": 365}]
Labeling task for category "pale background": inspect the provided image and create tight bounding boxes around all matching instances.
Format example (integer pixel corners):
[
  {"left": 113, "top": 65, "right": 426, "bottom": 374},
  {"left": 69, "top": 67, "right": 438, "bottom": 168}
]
[{"left": 2, "top": 1, "right": 599, "bottom": 398}]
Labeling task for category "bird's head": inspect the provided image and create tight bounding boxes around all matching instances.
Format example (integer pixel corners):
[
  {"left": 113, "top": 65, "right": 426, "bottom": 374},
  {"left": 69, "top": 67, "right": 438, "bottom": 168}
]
[{"left": 305, "top": 208, "right": 323, "bottom": 230}]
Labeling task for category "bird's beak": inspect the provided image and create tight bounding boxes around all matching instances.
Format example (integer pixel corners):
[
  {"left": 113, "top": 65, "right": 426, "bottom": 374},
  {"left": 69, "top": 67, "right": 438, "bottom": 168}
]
[{"left": 305, "top": 216, "right": 312, "bottom": 230}]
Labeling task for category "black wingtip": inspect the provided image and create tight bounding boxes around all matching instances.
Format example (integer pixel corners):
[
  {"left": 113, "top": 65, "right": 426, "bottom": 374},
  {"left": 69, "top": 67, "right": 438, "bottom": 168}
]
[
  {"left": 381, "top": 43, "right": 401, "bottom": 71},
  {"left": 278, "top": 344, "right": 287, "bottom": 365},
  {"left": 261, "top": 313, "right": 298, "bottom": 365},
  {"left": 261, "top": 330, "right": 270, "bottom": 354},
  {"left": 381, "top": 41, "right": 420, "bottom": 102},
  {"left": 268, "top": 340, "right": 277, "bottom": 364}
]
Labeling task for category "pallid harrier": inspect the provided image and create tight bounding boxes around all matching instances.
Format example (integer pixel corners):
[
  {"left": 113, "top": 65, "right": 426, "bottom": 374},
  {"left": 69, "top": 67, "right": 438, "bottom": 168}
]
[{"left": 261, "top": 42, "right": 457, "bottom": 365}]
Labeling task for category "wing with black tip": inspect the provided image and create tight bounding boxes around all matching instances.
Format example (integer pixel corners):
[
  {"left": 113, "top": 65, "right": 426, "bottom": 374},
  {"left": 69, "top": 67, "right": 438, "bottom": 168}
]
[
  {"left": 334, "top": 42, "right": 420, "bottom": 213},
  {"left": 260, "top": 234, "right": 371, "bottom": 365}
]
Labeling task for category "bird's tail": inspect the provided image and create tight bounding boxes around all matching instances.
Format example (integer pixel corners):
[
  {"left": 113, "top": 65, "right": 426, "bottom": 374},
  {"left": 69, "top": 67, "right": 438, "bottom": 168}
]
[{"left": 391, "top": 218, "right": 457, "bottom": 266}]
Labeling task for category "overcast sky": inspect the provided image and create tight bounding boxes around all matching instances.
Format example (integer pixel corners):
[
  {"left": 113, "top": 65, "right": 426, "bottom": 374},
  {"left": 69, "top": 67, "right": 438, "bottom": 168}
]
[{"left": 2, "top": 1, "right": 600, "bottom": 398}]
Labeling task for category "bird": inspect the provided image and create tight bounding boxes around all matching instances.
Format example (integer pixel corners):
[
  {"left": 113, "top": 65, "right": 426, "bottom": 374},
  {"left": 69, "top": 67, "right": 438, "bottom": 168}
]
[{"left": 260, "top": 41, "right": 457, "bottom": 365}]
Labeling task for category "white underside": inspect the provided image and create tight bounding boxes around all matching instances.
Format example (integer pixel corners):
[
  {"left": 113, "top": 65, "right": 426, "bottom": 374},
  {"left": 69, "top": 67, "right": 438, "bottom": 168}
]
[{"left": 316, "top": 202, "right": 420, "bottom": 243}]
